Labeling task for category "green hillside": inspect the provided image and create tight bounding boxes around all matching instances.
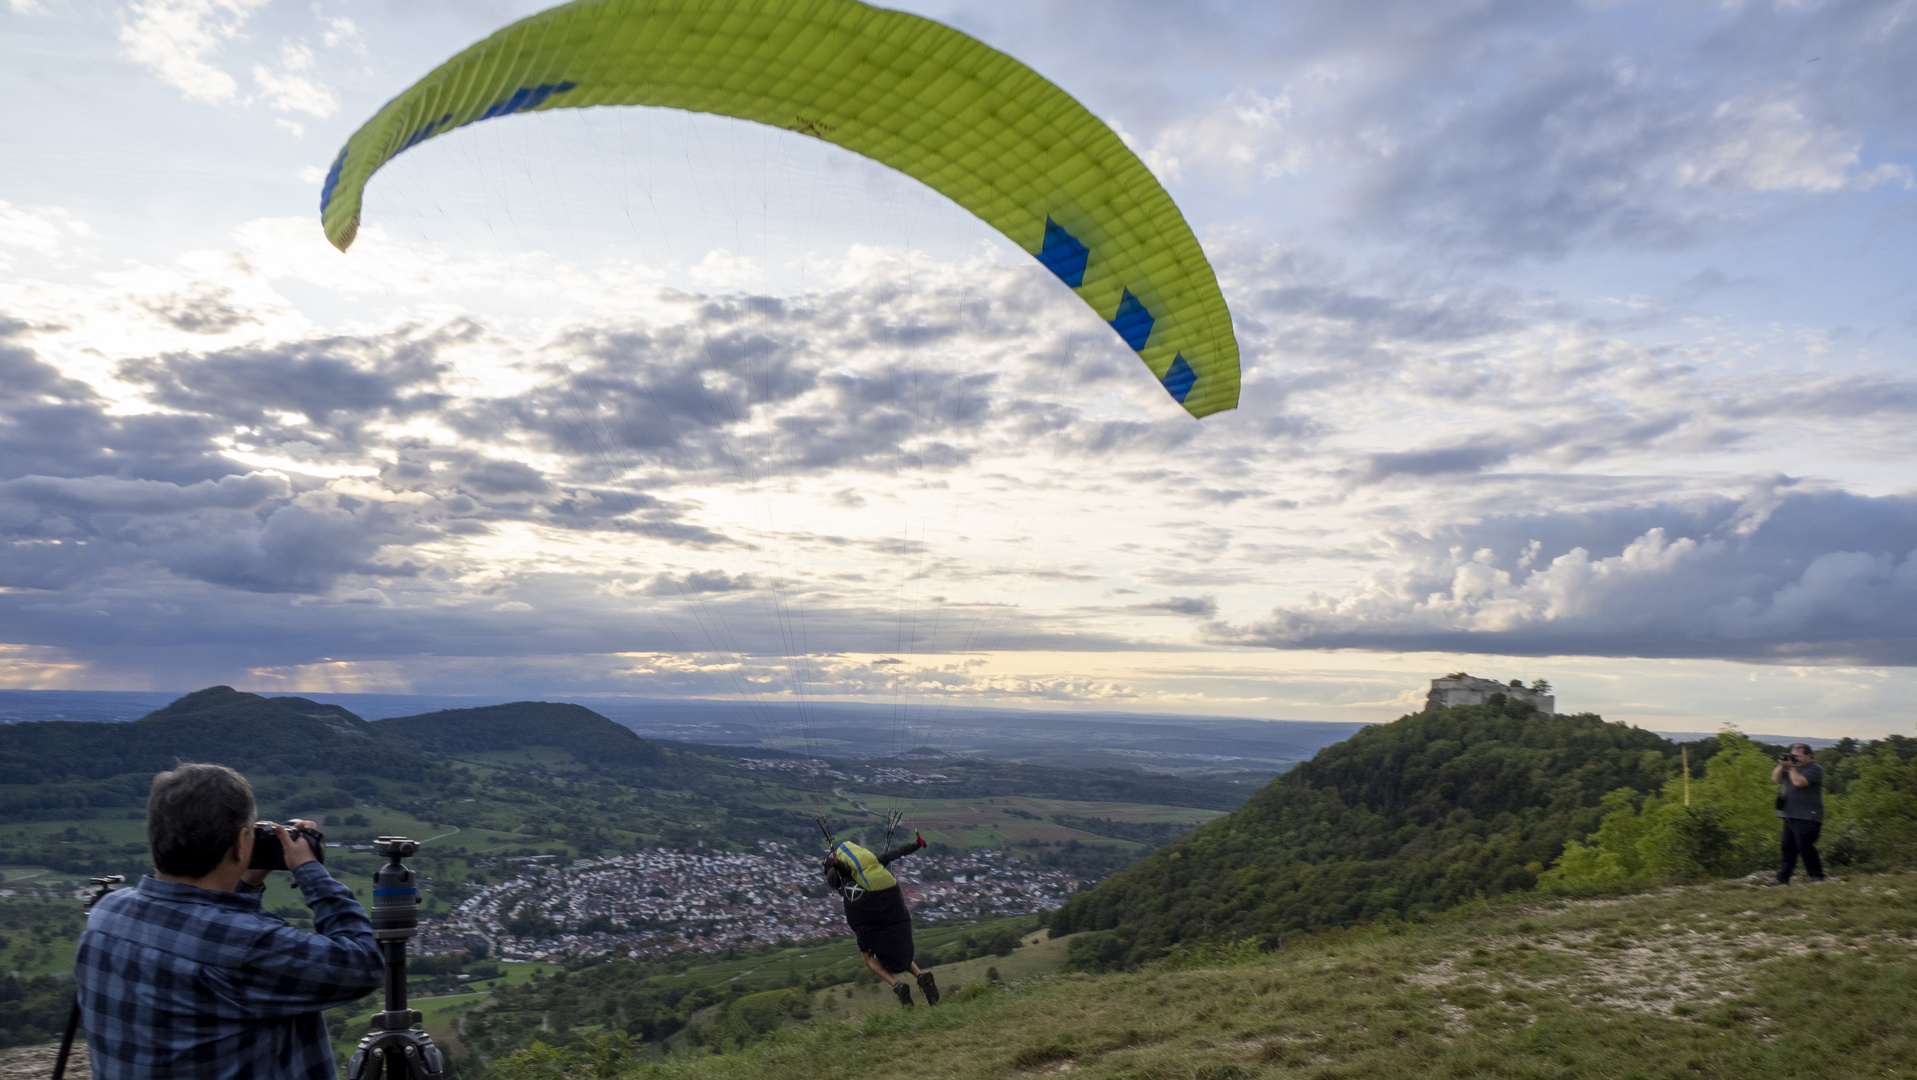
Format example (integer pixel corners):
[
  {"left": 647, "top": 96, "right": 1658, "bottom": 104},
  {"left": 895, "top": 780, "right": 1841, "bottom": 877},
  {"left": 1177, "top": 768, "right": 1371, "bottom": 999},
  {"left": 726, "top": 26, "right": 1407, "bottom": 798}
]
[
  {"left": 381, "top": 701, "right": 664, "bottom": 766},
  {"left": 518, "top": 870, "right": 1917, "bottom": 1080},
  {"left": 0, "top": 686, "right": 767, "bottom": 878},
  {"left": 1049, "top": 701, "right": 1917, "bottom": 974},
  {"left": 0, "top": 687, "right": 425, "bottom": 819},
  {"left": 1050, "top": 702, "right": 1694, "bottom": 960}
]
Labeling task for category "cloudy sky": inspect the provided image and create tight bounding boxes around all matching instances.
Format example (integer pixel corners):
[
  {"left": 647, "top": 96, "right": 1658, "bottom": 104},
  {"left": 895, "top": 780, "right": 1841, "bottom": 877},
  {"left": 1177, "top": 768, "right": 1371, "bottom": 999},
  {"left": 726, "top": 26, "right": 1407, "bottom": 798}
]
[{"left": 3, "top": 0, "right": 1914, "bottom": 738}]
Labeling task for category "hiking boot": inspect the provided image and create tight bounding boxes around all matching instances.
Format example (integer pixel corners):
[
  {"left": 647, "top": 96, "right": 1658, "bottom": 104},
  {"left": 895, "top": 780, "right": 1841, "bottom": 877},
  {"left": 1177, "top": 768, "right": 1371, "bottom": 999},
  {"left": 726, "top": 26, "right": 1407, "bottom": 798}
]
[
  {"left": 893, "top": 980, "right": 913, "bottom": 1007},
  {"left": 917, "top": 970, "right": 940, "bottom": 1006},
  {"left": 1806, "top": 875, "right": 1828, "bottom": 884}
]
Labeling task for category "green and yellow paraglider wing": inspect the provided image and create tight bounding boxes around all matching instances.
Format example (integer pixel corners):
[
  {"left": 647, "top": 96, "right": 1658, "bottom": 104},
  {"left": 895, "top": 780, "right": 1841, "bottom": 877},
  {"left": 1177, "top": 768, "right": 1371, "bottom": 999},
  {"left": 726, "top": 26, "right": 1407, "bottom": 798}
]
[{"left": 320, "top": 0, "right": 1240, "bottom": 418}]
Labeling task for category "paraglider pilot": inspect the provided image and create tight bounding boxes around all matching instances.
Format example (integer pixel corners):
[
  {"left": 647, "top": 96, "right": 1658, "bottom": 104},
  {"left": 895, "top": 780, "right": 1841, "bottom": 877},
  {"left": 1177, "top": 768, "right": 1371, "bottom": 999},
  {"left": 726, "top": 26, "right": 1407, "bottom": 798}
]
[{"left": 821, "top": 835, "right": 939, "bottom": 1006}]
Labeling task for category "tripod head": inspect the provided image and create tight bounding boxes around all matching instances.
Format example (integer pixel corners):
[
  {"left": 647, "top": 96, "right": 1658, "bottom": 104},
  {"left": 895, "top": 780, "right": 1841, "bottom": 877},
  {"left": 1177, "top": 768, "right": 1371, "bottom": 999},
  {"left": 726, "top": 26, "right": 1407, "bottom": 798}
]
[
  {"left": 370, "top": 836, "right": 423, "bottom": 942},
  {"left": 346, "top": 836, "right": 444, "bottom": 1080},
  {"left": 375, "top": 836, "right": 421, "bottom": 859},
  {"left": 84, "top": 875, "right": 124, "bottom": 911}
]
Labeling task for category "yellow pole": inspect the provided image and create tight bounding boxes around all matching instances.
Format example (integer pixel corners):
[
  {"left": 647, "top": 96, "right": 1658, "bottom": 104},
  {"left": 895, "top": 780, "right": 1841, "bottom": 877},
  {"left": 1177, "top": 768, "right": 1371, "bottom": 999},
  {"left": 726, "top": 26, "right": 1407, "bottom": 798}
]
[{"left": 1683, "top": 747, "right": 1691, "bottom": 807}]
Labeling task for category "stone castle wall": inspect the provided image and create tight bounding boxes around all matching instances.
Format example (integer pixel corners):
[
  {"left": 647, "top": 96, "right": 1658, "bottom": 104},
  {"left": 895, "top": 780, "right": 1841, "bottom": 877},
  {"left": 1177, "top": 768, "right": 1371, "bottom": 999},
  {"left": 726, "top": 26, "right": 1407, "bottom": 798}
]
[{"left": 1426, "top": 675, "right": 1555, "bottom": 716}]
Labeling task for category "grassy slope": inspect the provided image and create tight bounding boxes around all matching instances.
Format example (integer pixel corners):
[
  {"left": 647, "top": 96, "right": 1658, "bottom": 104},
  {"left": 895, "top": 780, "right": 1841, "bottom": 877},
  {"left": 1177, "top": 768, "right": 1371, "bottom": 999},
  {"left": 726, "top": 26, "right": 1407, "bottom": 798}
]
[
  {"left": 805, "top": 928, "right": 1068, "bottom": 1024},
  {"left": 625, "top": 871, "right": 1917, "bottom": 1080},
  {"left": 459, "top": 914, "right": 1048, "bottom": 1059}
]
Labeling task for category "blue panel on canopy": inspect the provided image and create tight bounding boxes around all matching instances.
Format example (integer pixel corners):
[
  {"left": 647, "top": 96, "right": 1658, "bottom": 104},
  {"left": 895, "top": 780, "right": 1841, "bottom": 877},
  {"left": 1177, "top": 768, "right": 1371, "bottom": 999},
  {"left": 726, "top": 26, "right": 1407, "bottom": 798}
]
[
  {"left": 1110, "top": 289, "right": 1154, "bottom": 352},
  {"left": 1160, "top": 353, "right": 1197, "bottom": 403},
  {"left": 1035, "top": 217, "right": 1090, "bottom": 288}
]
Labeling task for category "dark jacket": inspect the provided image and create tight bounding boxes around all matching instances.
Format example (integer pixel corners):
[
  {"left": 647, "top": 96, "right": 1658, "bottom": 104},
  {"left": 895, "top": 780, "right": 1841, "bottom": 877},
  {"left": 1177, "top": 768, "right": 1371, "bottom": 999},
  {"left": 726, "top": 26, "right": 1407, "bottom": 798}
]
[{"left": 1777, "top": 760, "right": 1825, "bottom": 821}]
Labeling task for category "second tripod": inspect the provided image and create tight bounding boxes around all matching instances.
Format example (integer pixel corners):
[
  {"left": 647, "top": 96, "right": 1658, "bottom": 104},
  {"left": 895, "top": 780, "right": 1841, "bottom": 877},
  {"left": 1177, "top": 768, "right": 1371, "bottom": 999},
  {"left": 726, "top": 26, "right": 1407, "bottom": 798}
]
[{"left": 346, "top": 836, "right": 445, "bottom": 1080}]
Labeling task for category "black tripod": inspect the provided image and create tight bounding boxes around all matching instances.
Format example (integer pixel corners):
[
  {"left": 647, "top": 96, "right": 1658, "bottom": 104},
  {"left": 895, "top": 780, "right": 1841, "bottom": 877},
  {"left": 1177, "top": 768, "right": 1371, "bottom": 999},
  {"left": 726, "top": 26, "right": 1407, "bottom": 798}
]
[
  {"left": 346, "top": 837, "right": 445, "bottom": 1080},
  {"left": 51, "top": 875, "right": 124, "bottom": 1080}
]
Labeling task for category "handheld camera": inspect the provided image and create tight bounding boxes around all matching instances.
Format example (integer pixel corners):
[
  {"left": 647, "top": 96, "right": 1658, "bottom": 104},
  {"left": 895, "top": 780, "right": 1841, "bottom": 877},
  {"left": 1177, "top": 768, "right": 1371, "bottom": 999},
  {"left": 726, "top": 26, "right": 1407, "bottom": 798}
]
[{"left": 247, "top": 822, "right": 326, "bottom": 871}]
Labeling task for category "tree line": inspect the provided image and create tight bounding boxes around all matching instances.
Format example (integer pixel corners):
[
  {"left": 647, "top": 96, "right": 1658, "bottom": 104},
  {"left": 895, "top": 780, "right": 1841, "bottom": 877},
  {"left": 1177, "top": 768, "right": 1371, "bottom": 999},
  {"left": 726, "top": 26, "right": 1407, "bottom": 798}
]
[{"left": 1541, "top": 731, "right": 1917, "bottom": 890}]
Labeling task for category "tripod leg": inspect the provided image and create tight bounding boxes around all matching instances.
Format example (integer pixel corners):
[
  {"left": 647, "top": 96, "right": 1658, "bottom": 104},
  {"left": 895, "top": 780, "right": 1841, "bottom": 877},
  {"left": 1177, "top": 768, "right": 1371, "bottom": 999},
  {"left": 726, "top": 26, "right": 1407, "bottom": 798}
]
[{"left": 52, "top": 997, "right": 81, "bottom": 1080}]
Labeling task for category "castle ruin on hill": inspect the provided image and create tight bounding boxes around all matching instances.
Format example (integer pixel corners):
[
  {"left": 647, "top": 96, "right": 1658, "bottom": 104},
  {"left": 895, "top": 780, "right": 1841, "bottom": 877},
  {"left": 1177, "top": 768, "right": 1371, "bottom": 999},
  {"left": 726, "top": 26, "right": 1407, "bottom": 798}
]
[{"left": 1427, "top": 674, "right": 1555, "bottom": 716}]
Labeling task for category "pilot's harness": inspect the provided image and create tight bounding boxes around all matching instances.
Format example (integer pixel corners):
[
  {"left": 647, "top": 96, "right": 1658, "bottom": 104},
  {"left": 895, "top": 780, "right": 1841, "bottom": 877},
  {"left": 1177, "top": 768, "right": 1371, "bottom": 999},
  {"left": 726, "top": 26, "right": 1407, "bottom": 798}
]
[{"left": 816, "top": 812, "right": 909, "bottom": 902}]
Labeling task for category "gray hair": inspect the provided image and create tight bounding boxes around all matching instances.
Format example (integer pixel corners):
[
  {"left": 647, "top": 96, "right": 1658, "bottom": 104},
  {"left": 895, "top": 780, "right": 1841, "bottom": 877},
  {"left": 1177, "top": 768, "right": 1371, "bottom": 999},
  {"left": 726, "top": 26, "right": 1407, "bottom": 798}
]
[
  {"left": 147, "top": 763, "right": 256, "bottom": 877},
  {"left": 1789, "top": 743, "right": 1814, "bottom": 757}
]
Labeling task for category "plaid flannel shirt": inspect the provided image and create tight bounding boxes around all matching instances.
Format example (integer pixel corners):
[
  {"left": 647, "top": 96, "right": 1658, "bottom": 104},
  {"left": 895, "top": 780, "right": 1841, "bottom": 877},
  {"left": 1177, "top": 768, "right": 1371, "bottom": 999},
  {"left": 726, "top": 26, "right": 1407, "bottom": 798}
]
[{"left": 76, "top": 860, "right": 383, "bottom": 1080}]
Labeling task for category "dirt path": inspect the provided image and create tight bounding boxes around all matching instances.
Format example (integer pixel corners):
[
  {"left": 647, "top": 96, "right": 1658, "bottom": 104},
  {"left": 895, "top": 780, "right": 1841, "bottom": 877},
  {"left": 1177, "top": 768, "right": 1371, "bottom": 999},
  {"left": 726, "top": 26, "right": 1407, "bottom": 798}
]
[{"left": 0, "top": 1043, "right": 88, "bottom": 1079}]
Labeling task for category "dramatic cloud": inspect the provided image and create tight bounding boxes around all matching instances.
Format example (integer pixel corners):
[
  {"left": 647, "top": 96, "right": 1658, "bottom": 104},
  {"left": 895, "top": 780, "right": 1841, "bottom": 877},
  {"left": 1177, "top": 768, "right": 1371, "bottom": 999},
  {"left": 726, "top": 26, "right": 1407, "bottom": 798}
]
[
  {"left": 1211, "top": 486, "right": 1917, "bottom": 664},
  {"left": 1347, "top": 56, "right": 1891, "bottom": 256},
  {"left": 993, "top": 0, "right": 1916, "bottom": 259},
  {"left": 0, "top": 472, "right": 419, "bottom": 594},
  {"left": 120, "top": 325, "right": 457, "bottom": 438}
]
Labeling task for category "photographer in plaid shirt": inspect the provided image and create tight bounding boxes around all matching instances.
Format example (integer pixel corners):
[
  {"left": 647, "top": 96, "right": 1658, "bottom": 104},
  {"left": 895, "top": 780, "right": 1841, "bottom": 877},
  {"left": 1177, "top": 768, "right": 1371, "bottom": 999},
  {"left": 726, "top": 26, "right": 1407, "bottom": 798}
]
[{"left": 75, "top": 764, "right": 382, "bottom": 1079}]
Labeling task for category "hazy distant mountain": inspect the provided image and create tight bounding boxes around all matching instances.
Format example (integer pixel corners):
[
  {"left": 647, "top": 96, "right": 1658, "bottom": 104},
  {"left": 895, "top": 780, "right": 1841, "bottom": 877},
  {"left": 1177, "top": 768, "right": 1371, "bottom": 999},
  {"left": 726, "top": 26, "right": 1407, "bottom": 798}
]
[
  {"left": 0, "top": 689, "right": 1367, "bottom": 779},
  {"left": 0, "top": 689, "right": 184, "bottom": 725}
]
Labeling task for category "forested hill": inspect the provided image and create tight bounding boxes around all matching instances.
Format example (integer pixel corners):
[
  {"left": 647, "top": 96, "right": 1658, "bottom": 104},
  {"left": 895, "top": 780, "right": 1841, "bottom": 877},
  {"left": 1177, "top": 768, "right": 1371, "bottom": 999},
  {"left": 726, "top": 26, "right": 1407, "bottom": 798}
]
[
  {"left": 0, "top": 687, "right": 663, "bottom": 779},
  {"left": 377, "top": 700, "right": 662, "bottom": 765},
  {"left": 1050, "top": 701, "right": 1694, "bottom": 963},
  {"left": 0, "top": 686, "right": 412, "bottom": 785},
  {"left": 0, "top": 687, "right": 668, "bottom": 821}
]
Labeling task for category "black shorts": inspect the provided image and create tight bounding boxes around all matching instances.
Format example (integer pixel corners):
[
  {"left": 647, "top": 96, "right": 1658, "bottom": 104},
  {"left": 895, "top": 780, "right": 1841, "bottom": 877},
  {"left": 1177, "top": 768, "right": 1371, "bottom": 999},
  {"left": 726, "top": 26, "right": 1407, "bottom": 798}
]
[{"left": 846, "top": 886, "right": 914, "bottom": 973}]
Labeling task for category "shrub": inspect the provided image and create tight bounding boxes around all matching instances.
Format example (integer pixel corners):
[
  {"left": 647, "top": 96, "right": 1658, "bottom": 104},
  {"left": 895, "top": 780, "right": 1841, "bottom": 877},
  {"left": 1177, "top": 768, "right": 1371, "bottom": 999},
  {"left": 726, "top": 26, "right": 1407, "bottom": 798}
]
[
  {"left": 1841, "top": 745, "right": 1917, "bottom": 865},
  {"left": 1542, "top": 731, "right": 1917, "bottom": 893},
  {"left": 490, "top": 1032, "right": 636, "bottom": 1080},
  {"left": 724, "top": 988, "right": 809, "bottom": 1037}
]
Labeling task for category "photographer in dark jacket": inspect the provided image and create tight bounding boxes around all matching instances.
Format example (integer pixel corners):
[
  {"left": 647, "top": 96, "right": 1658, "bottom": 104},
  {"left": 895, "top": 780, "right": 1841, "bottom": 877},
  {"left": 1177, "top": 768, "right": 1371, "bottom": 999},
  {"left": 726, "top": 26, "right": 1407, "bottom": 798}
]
[
  {"left": 1767, "top": 743, "right": 1826, "bottom": 886},
  {"left": 75, "top": 763, "right": 382, "bottom": 1079}
]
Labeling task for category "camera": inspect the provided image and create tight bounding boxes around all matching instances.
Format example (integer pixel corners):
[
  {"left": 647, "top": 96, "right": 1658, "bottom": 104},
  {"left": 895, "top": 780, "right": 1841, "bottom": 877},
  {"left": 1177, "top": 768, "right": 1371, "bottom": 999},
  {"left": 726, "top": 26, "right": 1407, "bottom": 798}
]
[
  {"left": 1778, "top": 754, "right": 1796, "bottom": 765},
  {"left": 248, "top": 821, "right": 326, "bottom": 871}
]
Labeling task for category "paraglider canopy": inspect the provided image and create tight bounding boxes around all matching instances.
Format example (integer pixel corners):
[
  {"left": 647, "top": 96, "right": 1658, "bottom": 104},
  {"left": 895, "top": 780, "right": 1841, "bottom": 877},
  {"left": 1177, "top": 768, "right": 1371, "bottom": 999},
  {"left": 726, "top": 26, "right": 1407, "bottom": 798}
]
[{"left": 319, "top": 0, "right": 1240, "bottom": 418}]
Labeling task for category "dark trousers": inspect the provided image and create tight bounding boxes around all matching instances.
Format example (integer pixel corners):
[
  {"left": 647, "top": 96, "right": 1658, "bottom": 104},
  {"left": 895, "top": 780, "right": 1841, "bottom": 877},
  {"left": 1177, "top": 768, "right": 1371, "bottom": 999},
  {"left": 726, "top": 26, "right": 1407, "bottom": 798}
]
[{"left": 1778, "top": 818, "right": 1823, "bottom": 882}]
